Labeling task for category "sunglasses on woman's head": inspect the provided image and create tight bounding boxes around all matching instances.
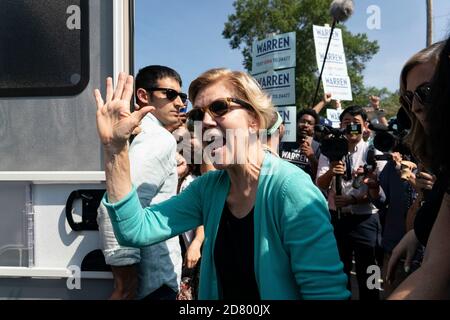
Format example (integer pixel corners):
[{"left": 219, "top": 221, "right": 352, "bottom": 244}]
[
  {"left": 400, "top": 82, "right": 432, "bottom": 111},
  {"left": 146, "top": 87, "right": 188, "bottom": 103},
  {"left": 187, "top": 97, "right": 254, "bottom": 123}
]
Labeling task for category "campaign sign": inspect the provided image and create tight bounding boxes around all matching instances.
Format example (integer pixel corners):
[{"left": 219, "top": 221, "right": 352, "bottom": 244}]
[
  {"left": 252, "top": 32, "right": 296, "bottom": 74},
  {"left": 277, "top": 106, "right": 297, "bottom": 142},
  {"left": 313, "top": 25, "right": 348, "bottom": 77},
  {"left": 254, "top": 68, "right": 296, "bottom": 106},
  {"left": 315, "top": 50, "right": 348, "bottom": 77},
  {"left": 326, "top": 109, "right": 343, "bottom": 128},
  {"left": 322, "top": 75, "right": 353, "bottom": 101}
]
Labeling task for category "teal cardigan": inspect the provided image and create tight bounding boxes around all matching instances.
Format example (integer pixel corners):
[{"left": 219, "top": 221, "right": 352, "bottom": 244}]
[{"left": 103, "top": 153, "right": 350, "bottom": 300}]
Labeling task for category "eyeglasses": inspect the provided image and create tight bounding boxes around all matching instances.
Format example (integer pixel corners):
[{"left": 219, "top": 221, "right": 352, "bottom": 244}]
[
  {"left": 187, "top": 97, "right": 254, "bottom": 123},
  {"left": 400, "top": 82, "right": 432, "bottom": 111},
  {"left": 145, "top": 87, "right": 188, "bottom": 103}
]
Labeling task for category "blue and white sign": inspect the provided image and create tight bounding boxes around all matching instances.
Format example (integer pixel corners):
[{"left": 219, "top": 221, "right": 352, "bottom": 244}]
[
  {"left": 313, "top": 25, "right": 353, "bottom": 101},
  {"left": 326, "top": 109, "right": 343, "bottom": 128},
  {"left": 252, "top": 32, "right": 296, "bottom": 75},
  {"left": 313, "top": 25, "right": 348, "bottom": 77},
  {"left": 277, "top": 106, "right": 297, "bottom": 142},
  {"left": 323, "top": 75, "right": 353, "bottom": 101},
  {"left": 316, "top": 50, "right": 348, "bottom": 77},
  {"left": 254, "top": 68, "right": 296, "bottom": 106}
]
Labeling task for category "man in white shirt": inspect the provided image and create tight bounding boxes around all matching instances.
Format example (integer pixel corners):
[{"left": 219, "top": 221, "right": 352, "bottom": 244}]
[
  {"left": 317, "top": 105, "right": 385, "bottom": 300},
  {"left": 97, "top": 65, "right": 187, "bottom": 300}
]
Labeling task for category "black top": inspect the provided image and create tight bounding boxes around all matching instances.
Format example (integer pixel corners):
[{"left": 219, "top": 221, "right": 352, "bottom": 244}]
[
  {"left": 414, "top": 176, "right": 446, "bottom": 246},
  {"left": 214, "top": 204, "right": 260, "bottom": 300},
  {"left": 279, "top": 141, "right": 320, "bottom": 179}
]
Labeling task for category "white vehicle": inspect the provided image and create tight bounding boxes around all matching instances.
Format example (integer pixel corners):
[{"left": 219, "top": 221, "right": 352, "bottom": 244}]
[{"left": 0, "top": 0, "right": 134, "bottom": 299}]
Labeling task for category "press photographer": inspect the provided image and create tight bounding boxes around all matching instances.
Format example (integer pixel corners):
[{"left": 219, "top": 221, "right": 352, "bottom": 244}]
[
  {"left": 360, "top": 109, "right": 427, "bottom": 296},
  {"left": 317, "top": 105, "right": 386, "bottom": 300}
]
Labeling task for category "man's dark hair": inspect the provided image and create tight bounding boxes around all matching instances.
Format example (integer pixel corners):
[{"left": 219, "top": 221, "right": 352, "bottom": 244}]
[
  {"left": 339, "top": 105, "right": 367, "bottom": 122},
  {"left": 135, "top": 65, "right": 182, "bottom": 95},
  {"left": 297, "top": 109, "right": 320, "bottom": 125}
]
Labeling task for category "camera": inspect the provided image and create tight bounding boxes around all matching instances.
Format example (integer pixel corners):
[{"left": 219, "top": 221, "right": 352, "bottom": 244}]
[
  {"left": 369, "top": 108, "right": 411, "bottom": 154},
  {"left": 315, "top": 123, "right": 362, "bottom": 161},
  {"left": 352, "top": 148, "right": 379, "bottom": 189},
  {"left": 352, "top": 164, "right": 375, "bottom": 189},
  {"left": 315, "top": 122, "right": 363, "bottom": 215},
  {"left": 347, "top": 123, "right": 362, "bottom": 136}
]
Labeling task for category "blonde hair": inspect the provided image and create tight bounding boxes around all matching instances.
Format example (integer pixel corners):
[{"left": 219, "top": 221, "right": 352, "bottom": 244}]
[
  {"left": 400, "top": 42, "right": 443, "bottom": 166},
  {"left": 188, "top": 68, "right": 275, "bottom": 129}
]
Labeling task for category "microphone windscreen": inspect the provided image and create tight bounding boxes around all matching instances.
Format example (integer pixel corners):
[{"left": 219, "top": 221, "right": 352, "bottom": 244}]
[{"left": 330, "top": 0, "right": 354, "bottom": 22}]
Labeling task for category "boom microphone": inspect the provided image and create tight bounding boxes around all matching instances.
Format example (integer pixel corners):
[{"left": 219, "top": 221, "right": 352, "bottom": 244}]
[
  {"left": 310, "top": 0, "right": 355, "bottom": 108},
  {"left": 330, "top": 0, "right": 355, "bottom": 23}
]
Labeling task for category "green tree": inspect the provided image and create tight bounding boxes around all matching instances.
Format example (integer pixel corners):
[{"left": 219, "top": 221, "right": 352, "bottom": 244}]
[{"left": 223, "top": 0, "right": 379, "bottom": 109}]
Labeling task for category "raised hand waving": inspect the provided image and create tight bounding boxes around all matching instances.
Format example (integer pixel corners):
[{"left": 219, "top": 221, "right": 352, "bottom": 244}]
[{"left": 94, "top": 72, "right": 154, "bottom": 152}]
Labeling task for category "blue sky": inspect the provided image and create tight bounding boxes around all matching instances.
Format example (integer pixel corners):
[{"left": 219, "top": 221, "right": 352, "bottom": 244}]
[
  {"left": 135, "top": 0, "right": 450, "bottom": 97},
  {"left": 345, "top": 0, "right": 450, "bottom": 90}
]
